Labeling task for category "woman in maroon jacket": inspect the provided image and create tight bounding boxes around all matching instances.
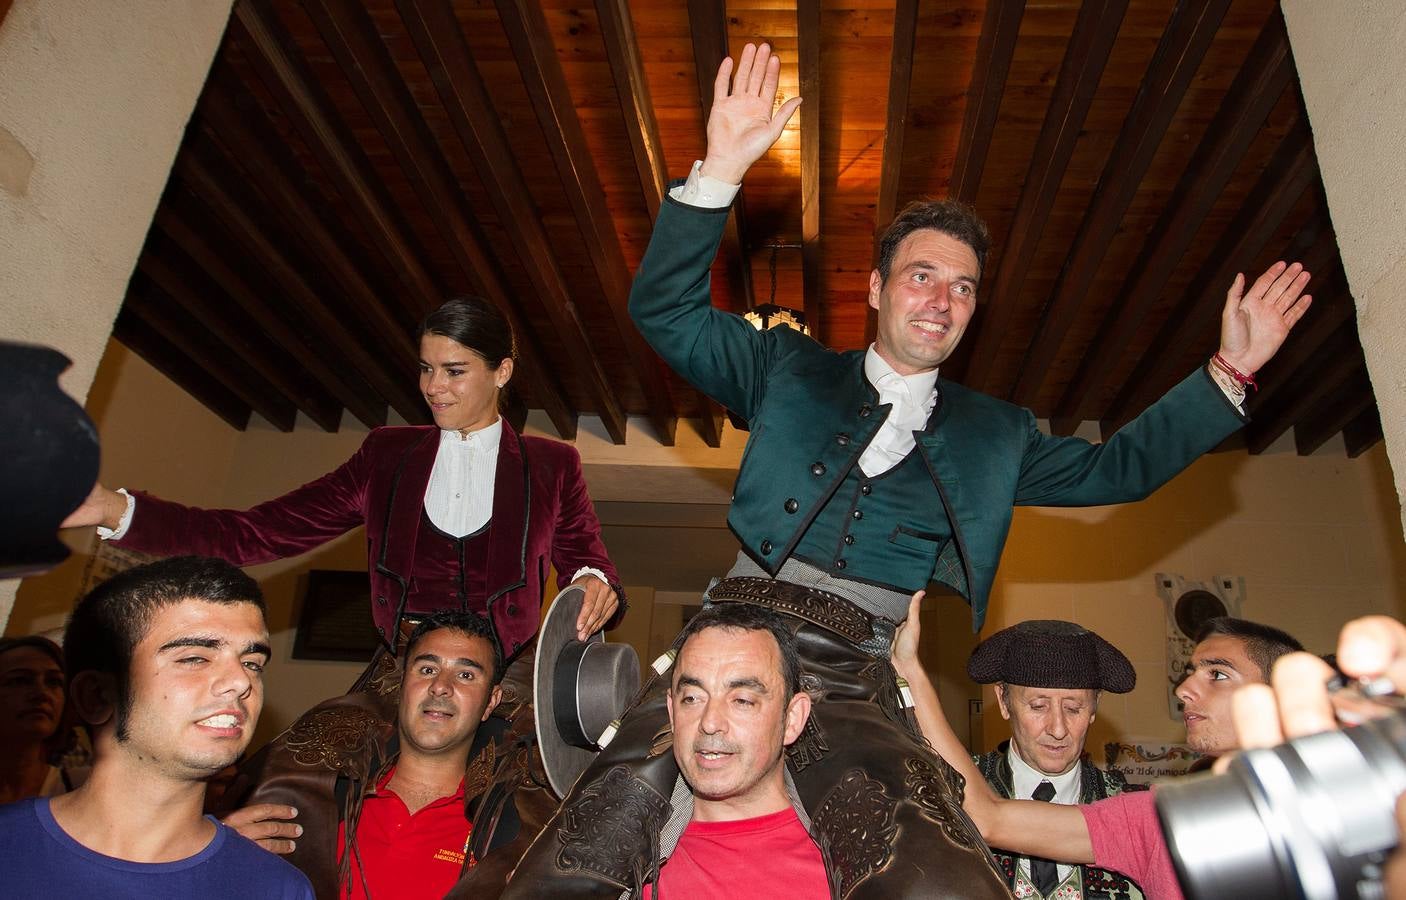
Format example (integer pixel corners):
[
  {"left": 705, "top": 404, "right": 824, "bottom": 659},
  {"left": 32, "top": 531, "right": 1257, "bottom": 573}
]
[
  {"left": 61, "top": 298, "right": 624, "bottom": 884},
  {"left": 64, "top": 296, "right": 623, "bottom": 656}
]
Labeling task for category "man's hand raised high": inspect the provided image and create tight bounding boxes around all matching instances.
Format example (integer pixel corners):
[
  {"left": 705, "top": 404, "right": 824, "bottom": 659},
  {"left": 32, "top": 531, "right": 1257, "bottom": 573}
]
[
  {"left": 699, "top": 43, "right": 803, "bottom": 186},
  {"left": 1216, "top": 260, "right": 1313, "bottom": 378}
]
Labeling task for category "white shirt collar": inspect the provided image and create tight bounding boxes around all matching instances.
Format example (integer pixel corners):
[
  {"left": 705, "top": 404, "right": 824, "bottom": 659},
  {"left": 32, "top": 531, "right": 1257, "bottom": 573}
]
[
  {"left": 863, "top": 344, "right": 939, "bottom": 405},
  {"left": 439, "top": 416, "right": 503, "bottom": 451},
  {"left": 1007, "top": 741, "right": 1083, "bottom": 804}
]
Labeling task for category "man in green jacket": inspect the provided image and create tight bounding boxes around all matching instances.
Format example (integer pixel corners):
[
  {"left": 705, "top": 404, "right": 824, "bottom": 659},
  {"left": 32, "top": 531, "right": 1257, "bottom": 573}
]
[{"left": 507, "top": 43, "right": 1312, "bottom": 899}]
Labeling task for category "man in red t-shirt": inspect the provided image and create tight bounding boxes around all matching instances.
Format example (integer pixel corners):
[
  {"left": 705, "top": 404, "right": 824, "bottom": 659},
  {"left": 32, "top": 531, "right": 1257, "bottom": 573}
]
[
  {"left": 337, "top": 610, "right": 502, "bottom": 900},
  {"left": 643, "top": 603, "right": 829, "bottom": 899}
]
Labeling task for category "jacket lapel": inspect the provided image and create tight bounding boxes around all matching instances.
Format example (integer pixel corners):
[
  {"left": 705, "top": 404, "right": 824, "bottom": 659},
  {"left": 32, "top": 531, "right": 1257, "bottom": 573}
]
[
  {"left": 486, "top": 421, "right": 529, "bottom": 605},
  {"left": 377, "top": 429, "right": 439, "bottom": 582}
]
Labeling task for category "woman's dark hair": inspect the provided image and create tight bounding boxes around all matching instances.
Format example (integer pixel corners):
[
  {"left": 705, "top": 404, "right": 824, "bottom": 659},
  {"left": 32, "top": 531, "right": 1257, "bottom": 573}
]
[
  {"left": 417, "top": 296, "right": 516, "bottom": 369},
  {"left": 0, "top": 636, "right": 74, "bottom": 761}
]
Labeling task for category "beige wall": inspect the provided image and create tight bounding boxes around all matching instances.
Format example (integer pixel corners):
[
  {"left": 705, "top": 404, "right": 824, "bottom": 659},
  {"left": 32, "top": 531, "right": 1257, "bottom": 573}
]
[
  {"left": 0, "top": 0, "right": 235, "bottom": 625},
  {"left": 1282, "top": 0, "right": 1406, "bottom": 536},
  {"left": 13, "top": 336, "right": 1406, "bottom": 755}
]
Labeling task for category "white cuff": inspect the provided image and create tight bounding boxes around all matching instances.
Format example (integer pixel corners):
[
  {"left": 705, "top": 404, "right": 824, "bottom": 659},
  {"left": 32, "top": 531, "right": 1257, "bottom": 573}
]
[
  {"left": 97, "top": 489, "right": 135, "bottom": 541},
  {"left": 571, "top": 567, "right": 610, "bottom": 587},
  {"left": 1207, "top": 361, "right": 1247, "bottom": 414},
  {"left": 667, "top": 160, "right": 740, "bottom": 209}
]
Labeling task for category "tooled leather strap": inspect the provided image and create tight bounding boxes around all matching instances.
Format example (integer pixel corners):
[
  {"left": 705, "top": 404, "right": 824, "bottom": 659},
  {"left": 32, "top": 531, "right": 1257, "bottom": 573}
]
[{"left": 707, "top": 576, "right": 876, "bottom": 645}]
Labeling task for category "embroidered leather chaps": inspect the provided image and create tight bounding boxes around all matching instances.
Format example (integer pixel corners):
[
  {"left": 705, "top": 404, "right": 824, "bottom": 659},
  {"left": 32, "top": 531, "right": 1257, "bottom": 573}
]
[{"left": 502, "top": 578, "right": 1011, "bottom": 899}]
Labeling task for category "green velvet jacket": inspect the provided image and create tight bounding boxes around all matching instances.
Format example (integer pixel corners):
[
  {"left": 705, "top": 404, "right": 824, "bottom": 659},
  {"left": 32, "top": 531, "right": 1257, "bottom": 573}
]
[{"left": 630, "top": 193, "right": 1246, "bottom": 629}]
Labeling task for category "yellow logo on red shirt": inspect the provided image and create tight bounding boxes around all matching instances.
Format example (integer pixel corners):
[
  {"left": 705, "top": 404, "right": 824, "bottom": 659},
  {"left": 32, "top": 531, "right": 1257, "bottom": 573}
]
[{"left": 433, "top": 848, "right": 466, "bottom": 866}]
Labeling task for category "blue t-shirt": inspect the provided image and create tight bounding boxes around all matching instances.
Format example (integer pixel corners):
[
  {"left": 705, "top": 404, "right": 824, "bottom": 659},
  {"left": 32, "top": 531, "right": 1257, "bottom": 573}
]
[{"left": 0, "top": 798, "right": 314, "bottom": 899}]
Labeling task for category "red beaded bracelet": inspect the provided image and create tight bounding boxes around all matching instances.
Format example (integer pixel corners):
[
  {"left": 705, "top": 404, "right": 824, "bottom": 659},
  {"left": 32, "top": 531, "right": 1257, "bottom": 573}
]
[{"left": 1211, "top": 352, "right": 1258, "bottom": 392}]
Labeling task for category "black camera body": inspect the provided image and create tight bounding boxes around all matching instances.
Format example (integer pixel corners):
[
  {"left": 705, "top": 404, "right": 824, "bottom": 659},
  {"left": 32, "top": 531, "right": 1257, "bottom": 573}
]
[{"left": 1156, "top": 709, "right": 1406, "bottom": 900}]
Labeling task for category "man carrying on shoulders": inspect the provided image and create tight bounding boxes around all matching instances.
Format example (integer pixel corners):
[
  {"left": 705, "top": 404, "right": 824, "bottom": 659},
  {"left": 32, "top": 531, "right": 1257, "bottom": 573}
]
[
  {"left": 0, "top": 556, "right": 313, "bottom": 899},
  {"left": 644, "top": 603, "right": 825, "bottom": 899},
  {"left": 967, "top": 620, "right": 1144, "bottom": 899}
]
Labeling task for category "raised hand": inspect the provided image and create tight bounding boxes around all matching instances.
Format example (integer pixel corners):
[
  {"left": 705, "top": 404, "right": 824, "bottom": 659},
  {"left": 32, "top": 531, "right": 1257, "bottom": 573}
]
[
  {"left": 1217, "top": 260, "right": 1313, "bottom": 377},
  {"left": 699, "top": 43, "right": 803, "bottom": 185}
]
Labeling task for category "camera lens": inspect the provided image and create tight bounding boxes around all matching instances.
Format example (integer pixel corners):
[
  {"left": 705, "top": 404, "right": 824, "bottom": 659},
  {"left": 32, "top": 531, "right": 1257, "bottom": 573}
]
[{"left": 1156, "top": 710, "right": 1406, "bottom": 900}]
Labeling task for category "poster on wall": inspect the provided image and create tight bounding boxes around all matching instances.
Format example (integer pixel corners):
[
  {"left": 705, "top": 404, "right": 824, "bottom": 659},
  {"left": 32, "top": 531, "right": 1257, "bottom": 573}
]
[{"left": 1156, "top": 573, "right": 1245, "bottom": 721}]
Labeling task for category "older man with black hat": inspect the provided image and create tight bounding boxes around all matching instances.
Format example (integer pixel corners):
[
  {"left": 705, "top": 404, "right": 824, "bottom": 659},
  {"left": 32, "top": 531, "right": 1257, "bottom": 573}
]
[{"left": 968, "top": 620, "right": 1145, "bottom": 900}]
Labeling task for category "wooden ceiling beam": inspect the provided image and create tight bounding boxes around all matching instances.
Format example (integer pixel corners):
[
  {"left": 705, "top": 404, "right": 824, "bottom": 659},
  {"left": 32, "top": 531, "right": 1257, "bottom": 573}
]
[
  {"left": 125, "top": 281, "right": 299, "bottom": 432},
  {"left": 198, "top": 82, "right": 420, "bottom": 367},
  {"left": 1054, "top": 13, "right": 1295, "bottom": 427},
  {"left": 1010, "top": 0, "right": 1232, "bottom": 407},
  {"left": 174, "top": 150, "right": 430, "bottom": 423},
  {"left": 687, "top": 0, "right": 754, "bottom": 315},
  {"left": 595, "top": 0, "right": 667, "bottom": 219},
  {"left": 1245, "top": 320, "right": 1363, "bottom": 454},
  {"left": 1342, "top": 406, "right": 1384, "bottom": 458},
  {"left": 137, "top": 250, "right": 344, "bottom": 432},
  {"left": 112, "top": 313, "right": 252, "bottom": 431},
  {"left": 153, "top": 205, "right": 388, "bottom": 430},
  {"left": 291, "top": 0, "right": 580, "bottom": 440},
  {"left": 392, "top": 0, "right": 628, "bottom": 444},
  {"left": 797, "top": 0, "right": 822, "bottom": 340},
  {"left": 1105, "top": 123, "right": 1316, "bottom": 425},
  {"left": 593, "top": 0, "right": 724, "bottom": 447},
  {"left": 483, "top": 0, "right": 678, "bottom": 445},
  {"left": 867, "top": 0, "right": 920, "bottom": 344},
  {"left": 949, "top": 0, "right": 1024, "bottom": 206},
  {"left": 960, "top": 0, "right": 1130, "bottom": 393},
  {"left": 233, "top": 1, "right": 442, "bottom": 325},
  {"left": 1294, "top": 368, "right": 1374, "bottom": 456}
]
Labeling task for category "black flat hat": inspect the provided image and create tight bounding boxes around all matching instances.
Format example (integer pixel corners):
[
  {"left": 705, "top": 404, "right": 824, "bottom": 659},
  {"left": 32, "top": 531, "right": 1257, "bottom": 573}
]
[
  {"left": 967, "top": 619, "right": 1135, "bottom": 693},
  {"left": 534, "top": 585, "right": 641, "bottom": 798}
]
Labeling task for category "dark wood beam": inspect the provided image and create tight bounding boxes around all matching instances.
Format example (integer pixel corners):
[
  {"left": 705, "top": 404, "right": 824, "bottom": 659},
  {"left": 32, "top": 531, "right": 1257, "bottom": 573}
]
[
  {"left": 137, "top": 249, "right": 343, "bottom": 432},
  {"left": 392, "top": 0, "right": 629, "bottom": 445},
  {"left": 481, "top": 0, "right": 678, "bottom": 445},
  {"left": 1342, "top": 406, "right": 1384, "bottom": 458},
  {"left": 1054, "top": 13, "right": 1295, "bottom": 428},
  {"left": 174, "top": 148, "right": 430, "bottom": 424},
  {"left": 1010, "top": 0, "right": 1232, "bottom": 407},
  {"left": 949, "top": 0, "right": 1024, "bottom": 205},
  {"left": 867, "top": 0, "right": 920, "bottom": 343},
  {"left": 1105, "top": 123, "right": 1316, "bottom": 425},
  {"left": 1294, "top": 368, "right": 1374, "bottom": 456},
  {"left": 687, "top": 0, "right": 754, "bottom": 314},
  {"left": 198, "top": 81, "right": 421, "bottom": 367},
  {"left": 595, "top": 0, "right": 667, "bottom": 219},
  {"left": 960, "top": 0, "right": 1130, "bottom": 393},
  {"left": 1246, "top": 320, "right": 1363, "bottom": 454},
  {"left": 593, "top": 0, "right": 724, "bottom": 446},
  {"left": 233, "top": 1, "right": 443, "bottom": 324},
  {"left": 153, "top": 205, "right": 387, "bottom": 430},
  {"left": 125, "top": 280, "right": 298, "bottom": 432},
  {"left": 274, "top": 0, "right": 578, "bottom": 439},
  {"left": 797, "top": 0, "right": 822, "bottom": 339},
  {"left": 112, "top": 313, "right": 252, "bottom": 431}
]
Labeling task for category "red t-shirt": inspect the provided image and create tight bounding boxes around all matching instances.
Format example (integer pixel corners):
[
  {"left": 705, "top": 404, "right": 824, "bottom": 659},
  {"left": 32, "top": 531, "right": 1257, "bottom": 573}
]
[
  {"left": 337, "top": 767, "right": 471, "bottom": 900},
  {"left": 1081, "top": 789, "right": 1183, "bottom": 900},
  {"left": 644, "top": 807, "right": 828, "bottom": 900}
]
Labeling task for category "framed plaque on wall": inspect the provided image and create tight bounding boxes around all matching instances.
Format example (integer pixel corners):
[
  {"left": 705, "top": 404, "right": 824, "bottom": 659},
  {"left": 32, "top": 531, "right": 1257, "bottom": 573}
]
[{"left": 291, "top": 570, "right": 379, "bottom": 662}]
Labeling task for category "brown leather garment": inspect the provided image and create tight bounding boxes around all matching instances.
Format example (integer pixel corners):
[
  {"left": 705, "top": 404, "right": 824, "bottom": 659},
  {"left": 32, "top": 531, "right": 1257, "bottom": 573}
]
[
  {"left": 504, "top": 578, "right": 1012, "bottom": 899},
  {"left": 217, "top": 643, "right": 554, "bottom": 900}
]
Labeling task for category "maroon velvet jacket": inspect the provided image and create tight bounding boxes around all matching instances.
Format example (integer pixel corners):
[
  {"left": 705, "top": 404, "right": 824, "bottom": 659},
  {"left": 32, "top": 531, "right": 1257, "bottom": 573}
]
[{"left": 114, "top": 423, "right": 622, "bottom": 660}]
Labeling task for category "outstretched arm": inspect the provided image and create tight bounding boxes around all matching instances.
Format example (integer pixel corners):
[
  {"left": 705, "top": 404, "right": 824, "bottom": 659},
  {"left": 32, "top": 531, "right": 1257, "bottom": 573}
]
[{"left": 892, "top": 593, "right": 1095, "bottom": 864}]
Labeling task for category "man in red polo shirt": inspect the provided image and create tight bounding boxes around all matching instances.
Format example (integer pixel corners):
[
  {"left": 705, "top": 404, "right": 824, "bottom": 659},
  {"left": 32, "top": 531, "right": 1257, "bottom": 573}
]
[{"left": 338, "top": 610, "right": 502, "bottom": 900}]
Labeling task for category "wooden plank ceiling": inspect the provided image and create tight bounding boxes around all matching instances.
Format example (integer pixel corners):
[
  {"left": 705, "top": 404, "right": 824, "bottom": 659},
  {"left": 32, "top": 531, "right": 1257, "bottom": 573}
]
[{"left": 120, "top": 0, "right": 1380, "bottom": 458}]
